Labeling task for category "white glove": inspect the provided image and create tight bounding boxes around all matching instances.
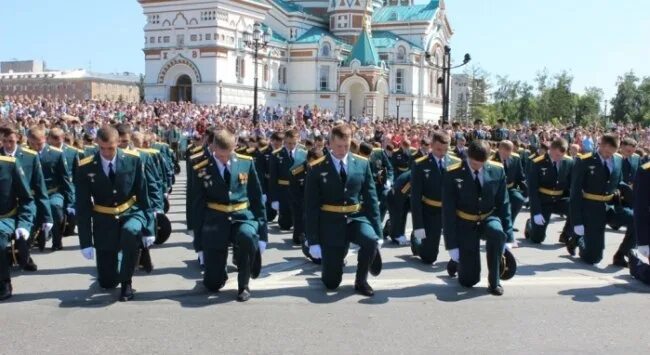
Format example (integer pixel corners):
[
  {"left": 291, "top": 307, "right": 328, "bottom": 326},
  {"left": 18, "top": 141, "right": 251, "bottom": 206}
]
[
  {"left": 262, "top": 194, "right": 268, "bottom": 205},
  {"left": 197, "top": 251, "right": 204, "bottom": 265},
  {"left": 81, "top": 247, "right": 94, "bottom": 260},
  {"left": 377, "top": 238, "right": 384, "bottom": 249},
  {"left": 637, "top": 245, "right": 649, "bottom": 258},
  {"left": 271, "top": 201, "right": 280, "bottom": 211},
  {"left": 573, "top": 225, "right": 585, "bottom": 236},
  {"left": 142, "top": 236, "right": 155, "bottom": 248},
  {"left": 258, "top": 240, "right": 267, "bottom": 254},
  {"left": 448, "top": 248, "right": 459, "bottom": 262},
  {"left": 533, "top": 214, "right": 545, "bottom": 226},
  {"left": 66, "top": 207, "right": 76, "bottom": 215},
  {"left": 309, "top": 244, "right": 322, "bottom": 259},
  {"left": 42, "top": 222, "right": 54, "bottom": 235},
  {"left": 384, "top": 180, "right": 393, "bottom": 189},
  {"left": 413, "top": 228, "right": 426, "bottom": 242},
  {"left": 505, "top": 242, "right": 517, "bottom": 250},
  {"left": 15, "top": 228, "right": 30, "bottom": 240}
]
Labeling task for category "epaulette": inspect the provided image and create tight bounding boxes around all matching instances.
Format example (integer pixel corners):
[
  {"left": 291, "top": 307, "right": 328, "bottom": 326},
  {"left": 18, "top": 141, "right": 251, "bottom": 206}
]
[
  {"left": 533, "top": 155, "right": 545, "bottom": 163},
  {"left": 352, "top": 153, "right": 368, "bottom": 161},
  {"left": 372, "top": 147, "right": 382, "bottom": 151},
  {"left": 642, "top": 162, "right": 650, "bottom": 170},
  {"left": 124, "top": 149, "right": 140, "bottom": 158},
  {"left": 298, "top": 148, "right": 308, "bottom": 154},
  {"left": 614, "top": 152, "right": 622, "bottom": 158},
  {"left": 272, "top": 147, "right": 283, "bottom": 155},
  {"left": 632, "top": 153, "right": 640, "bottom": 158},
  {"left": 578, "top": 152, "right": 593, "bottom": 160},
  {"left": 193, "top": 159, "right": 208, "bottom": 170},
  {"left": 0, "top": 156, "right": 16, "bottom": 163},
  {"left": 511, "top": 152, "right": 520, "bottom": 158},
  {"left": 189, "top": 151, "right": 203, "bottom": 160},
  {"left": 246, "top": 147, "right": 256, "bottom": 154},
  {"left": 447, "top": 162, "right": 462, "bottom": 172},
  {"left": 489, "top": 160, "right": 503, "bottom": 168},
  {"left": 401, "top": 182, "right": 412, "bottom": 194},
  {"left": 190, "top": 145, "right": 203, "bottom": 154},
  {"left": 563, "top": 155, "right": 572, "bottom": 160},
  {"left": 49, "top": 146, "right": 62, "bottom": 153},
  {"left": 84, "top": 145, "right": 96, "bottom": 149},
  {"left": 415, "top": 156, "right": 428, "bottom": 164},
  {"left": 409, "top": 147, "right": 417, "bottom": 152},
  {"left": 236, "top": 153, "right": 253, "bottom": 161},
  {"left": 309, "top": 156, "right": 326, "bottom": 167},
  {"left": 79, "top": 156, "right": 94, "bottom": 167},
  {"left": 528, "top": 153, "right": 537, "bottom": 160},
  {"left": 291, "top": 165, "right": 305, "bottom": 176},
  {"left": 259, "top": 145, "right": 269, "bottom": 152},
  {"left": 21, "top": 147, "right": 37, "bottom": 155},
  {"left": 393, "top": 148, "right": 401, "bottom": 153},
  {"left": 73, "top": 147, "right": 84, "bottom": 154}
]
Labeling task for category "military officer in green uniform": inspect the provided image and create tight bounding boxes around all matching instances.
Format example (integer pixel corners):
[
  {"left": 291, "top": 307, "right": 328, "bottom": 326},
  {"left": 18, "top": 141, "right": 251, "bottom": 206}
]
[
  {"left": 611, "top": 137, "right": 641, "bottom": 266},
  {"left": 491, "top": 140, "right": 527, "bottom": 232},
  {"left": 1, "top": 127, "right": 50, "bottom": 271},
  {"left": 254, "top": 132, "right": 283, "bottom": 222},
  {"left": 0, "top": 152, "right": 36, "bottom": 300},
  {"left": 48, "top": 127, "right": 81, "bottom": 237},
  {"left": 75, "top": 126, "right": 155, "bottom": 302},
  {"left": 359, "top": 142, "right": 393, "bottom": 231},
  {"left": 411, "top": 132, "right": 461, "bottom": 262},
  {"left": 628, "top": 160, "right": 650, "bottom": 283},
  {"left": 191, "top": 129, "right": 267, "bottom": 302},
  {"left": 386, "top": 169, "right": 411, "bottom": 244},
  {"left": 390, "top": 140, "right": 413, "bottom": 179},
  {"left": 568, "top": 134, "right": 634, "bottom": 265},
  {"left": 27, "top": 126, "right": 74, "bottom": 251},
  {"left": 305, "top": 124, "right": 382, "bottom": 297},
  {"left": 524, "top": 138, "right": 573, "bottom": 244},
  {"left": 442, "top": 139, "right": 513, "bottom": 296}
]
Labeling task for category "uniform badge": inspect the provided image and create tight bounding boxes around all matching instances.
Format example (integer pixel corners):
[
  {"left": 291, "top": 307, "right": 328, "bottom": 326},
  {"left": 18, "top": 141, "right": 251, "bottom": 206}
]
[
  {"left": 375, "top": 160, "right": 382, "bottom": 169},
  {"left": 320, "top": 172, "right": 328, "bottom": 183},
  {"left": 204, "top": 181, "right": 210, "bottom": 188},
  {"left": 588, "top": 165, "right": 596, "bottom": 175},
  {"left": 87, "top": 173, "right": 95, "bottom": 183},
  {"left": 541, "top": 167, "right": 547, "bottom": 176},
  {"left": 423, "top": 169, "right": 431, "bottom": 179},
  {"left": 239, "top": 173, "right": 248, "bottom": 184},
  {"left": 455, "top": 178, "right": 463, "bottom": 189}
]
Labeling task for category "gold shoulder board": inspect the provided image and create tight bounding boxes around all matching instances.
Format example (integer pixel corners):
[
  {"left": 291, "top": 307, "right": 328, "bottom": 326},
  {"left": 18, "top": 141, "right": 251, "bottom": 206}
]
[
  {"left": 79, "top": 156, "right": 94, "bottom": 167},
  {"left": 236, "top": 153, "right": 253, "bottom": 161},
  {"left": 309, "top": 156, "right": 326, "bottom": 167}
]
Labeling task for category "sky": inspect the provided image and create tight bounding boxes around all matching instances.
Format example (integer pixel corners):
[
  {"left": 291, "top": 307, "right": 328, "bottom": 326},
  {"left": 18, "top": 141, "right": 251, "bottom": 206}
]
[{"left": 1, "top": 0, "right": 648, "bottom": 100}]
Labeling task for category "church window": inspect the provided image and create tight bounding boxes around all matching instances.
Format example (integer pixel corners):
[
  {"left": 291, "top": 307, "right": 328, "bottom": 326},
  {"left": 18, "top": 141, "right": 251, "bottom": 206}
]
[
  {"left": 319, "top": 66, "right": 329, "bottom": 91},
  {"left": 236, "top": 57, "right": 245, "bottom": 80},
  {"left": 163, "top": 36, "right": 170, "bottom": 43},
  {"left": 395, "top": 69, "right": 404, "bottom": 93},
  {"left": 206, "top": 33, "right": 211, "bottom": 40},
  {"left": 150, "top": 37, "right": 155, "bottom": 44},
  {"left": 320, "top": 43, "right": 331, "bottom": 57},
  {"left": 396, "top": 46, "right": 406, "bottom": 62},
  {"left": 149, "top": 15, "right": 160, "bottom": 24},
  {"left": 429, "top": 72, "right": 434, "bottom": 96},
  {"left": 263, "top": 64, "right": 269, "bottom": 82},
  {"left": 177, "top": 34, "right": 185, "bottom": 46},
  {"left": 190, "top": 34, "right": 197, "bottom": 41}
]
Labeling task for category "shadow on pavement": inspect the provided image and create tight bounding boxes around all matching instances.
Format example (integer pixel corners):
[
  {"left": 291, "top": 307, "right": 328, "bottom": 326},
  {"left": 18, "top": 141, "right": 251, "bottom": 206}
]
[{"left": 558, "top": 275, "right": 650, "bottom": 302}]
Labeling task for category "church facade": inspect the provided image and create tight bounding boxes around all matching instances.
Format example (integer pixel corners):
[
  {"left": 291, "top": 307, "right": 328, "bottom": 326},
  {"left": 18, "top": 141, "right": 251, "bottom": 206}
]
[{"left": 139, "top": 0, "right": 452, "bottom": 122}]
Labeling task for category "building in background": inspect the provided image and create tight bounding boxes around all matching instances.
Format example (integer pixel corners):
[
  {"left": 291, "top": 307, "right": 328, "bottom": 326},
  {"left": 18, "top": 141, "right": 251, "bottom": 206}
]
[
  {"left": 0, "top": 60, "right": 141, "bottom": 102},
  {"left": 450, "top": 73, "right": 470, "bottom": 123},
  {"left": 139, "top": 0, "right": 454, "bottom": 122}
]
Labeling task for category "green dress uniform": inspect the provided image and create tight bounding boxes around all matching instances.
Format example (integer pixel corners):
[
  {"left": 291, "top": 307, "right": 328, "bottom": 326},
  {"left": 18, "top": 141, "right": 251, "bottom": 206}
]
[
  {"left": 83, "top": 144, "right": 98, "bottom": 158},
  {"left": 253, "top": 144, "right": 277, "bottom": 222},
  {"left": 62, "top": 145, "right": 82, "bottom": 236},
  {"left": 38, "top": 145, "right": 74, "bottom": 250},
  {"left": 0, "top": 156, "right": 36, "bottom": 298},
  {"left": 390, "top": 147, "right": 412, "bottom": 179},
  {"left": 186, "top": 145, "right": 208, "bottom": 253},
  {"left": 75, "top": 149, "right": 155, "bottom": 289},
  {"left": 304, "top": 153, "right": 382, "bottom": 290},
  {"left": 190, "top": 153, "right": 267, "bottom": 293},
  {"left": 386, "top": 170, "right": 411, "bottom": 240},
  {"left": 269, "top": 147, "right": 308, "bottom": 240},
  {"left": 368, "top": 147, "right": 393, "bottom": 224},
  {"left": 491, "top": 152, "right": 527, "bottom": 233},
  {"left": 152, "top": 142, "right": 175, "bottom": 188},
  {"left": 410, "top": 153, "right": 461, "bottom": 263},
  {"left": 569, "top": 152, "right": 633, "bottom": 264},
  {"left": 525, "top": 153, "right": 573, "bottom": 243},
  {"left": 613, "top": 153, "right": 641, "bottom": 257},
  {"left": 442, "top": 160, "right": 512, "bottom": 289},
  {"left": 1, "top": 146, "right": 51, "bottom": 267},
  {"left": 629, "top": 162, "right": 650, "bottom": 283}
]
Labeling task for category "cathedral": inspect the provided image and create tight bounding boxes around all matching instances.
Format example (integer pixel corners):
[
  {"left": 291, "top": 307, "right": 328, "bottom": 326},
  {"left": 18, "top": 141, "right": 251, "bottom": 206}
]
[{"left": 139, "top": 0, "right": 452, "bottom": 122}]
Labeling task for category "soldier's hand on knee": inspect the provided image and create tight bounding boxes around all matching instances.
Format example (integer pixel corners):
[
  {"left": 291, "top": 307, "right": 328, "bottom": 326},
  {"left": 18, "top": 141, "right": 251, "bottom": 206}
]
[
  {"left": 533, "top": 214, "right": 545, "bottom": 226},
  {"left": 448, "top": 248, "right": 459, "bottom": 262},
  {"left": 66, "top": 207, "right": 76, "bottom": 216},
  {"left": 271, "top": 201, "right": 279, "bottom": 211},
  {"left": 42, "top": 223, "right": 53, "bottom": 235},
  {"left": 638, "top": 245, "right": 649, "bottom": 258},
  {"left": 258, "top": 241, "right": 267, "bottom": 254},
  {"left": 142, "top": 236, "right": 155, "bottom": 248}
]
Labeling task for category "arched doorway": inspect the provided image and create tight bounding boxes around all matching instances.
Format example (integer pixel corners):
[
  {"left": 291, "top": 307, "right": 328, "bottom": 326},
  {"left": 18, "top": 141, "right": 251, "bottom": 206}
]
[
  {"left": 376, "top": 78, "right": 388, "bottom": 120},
  {"left": 171, "top": 74, "right": 192, "bottom": 102},
  {"left": 349, "top": 83, "right": 365, "bottom": 118}
]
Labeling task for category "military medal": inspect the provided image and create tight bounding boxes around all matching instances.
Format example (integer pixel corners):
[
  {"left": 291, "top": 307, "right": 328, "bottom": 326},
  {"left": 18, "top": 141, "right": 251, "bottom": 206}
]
[
  {"left": 321, "top": 172, "right": 328, "bottom": 183},
  {"left": 455, "top": 178, "right": 463, "bottom": 190},
  {"left": 88, "top": 173, "right": 95, "bottom": 183},
  {"left": 424, "top": 169, "right": 431, "bottom": 179},
  {"left": 239, "top": 173, "right": 248, "bottom": 184},
  {"left": 541, "top": 167, "right": 547, "bottom": 176},
  {"left": 588, "top": 165, "right": 596, "bottom": 175}
]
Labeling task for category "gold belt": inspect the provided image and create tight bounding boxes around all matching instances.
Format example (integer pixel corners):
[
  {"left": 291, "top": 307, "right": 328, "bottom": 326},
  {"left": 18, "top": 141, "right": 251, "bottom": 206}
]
[
  {"left": 47, "top": 187, "right": 59, "bottom": 194},
  {"left": 0, "top": 207, "right": 17, "bottom": 219},
  {"left": 93, "top": 196, "right": 137, "bottom": 215},
  {"left": 277, "top": 180, "right": 290, "bottom": 186},
  {"left": 320, "top": 204, "right": 361, "bottom": 213},
  {"left": 582, "top": 191, "right": 614, "bottom": 202},
  {"left": 207, "top": 201, "right": 249, "bottom": 213},
  {"left": 506, "top": 182, "right": 515, "bottom": 189},
  {"left": 398, "top": 167, "right": 409, "bottom": 172},
  {"left": 421, "top": 196, "right": 442, "bottom": 208},
  {"left": 456, "top": 209, "right": 493, "bottom": 222},
  {"left": 538, "top": 187, "right": 563, "bottom": 196}
]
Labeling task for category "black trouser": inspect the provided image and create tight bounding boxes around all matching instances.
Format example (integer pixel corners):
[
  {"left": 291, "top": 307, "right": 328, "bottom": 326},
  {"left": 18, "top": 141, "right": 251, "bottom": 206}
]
[
  {"left": 529, "top": 200, "right": 571, "bottom": 244},
  {"left": 321, "top": 222, "right": 378, "bottom": 290},
  {"left": 386, "top": 190, "right": 409, "bottom": 238},
  {"left": 277, "top": 188, "right": 293, "bottom": 230},
  {"left": 0, "top": 249, "right": 9, "bottom": 282},
  {"left": 95, "top": 217, "right": 142, "bottom": 288},
  {"left": 203, "top": 223, "right": 257, "bottom": 292},
  {"left": 51, "top": 204, "right": 65, "bottom": 248},
  {"left": 456, "top": 217, "right": 506, "bottom": 288}
]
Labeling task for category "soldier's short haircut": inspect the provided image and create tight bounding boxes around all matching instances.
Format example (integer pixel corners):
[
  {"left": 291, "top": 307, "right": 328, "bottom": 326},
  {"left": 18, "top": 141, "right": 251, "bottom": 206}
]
[
  {"left": 27, "top": 125, "right": 46, "bottom": 139},
  {"left": 498, "top": 140, "right": 514, "bottom": 151},
  {"left": 48, "top": 127, "right": 65, "bottom": 139},
  {"left": 270, "top": 132, "right": 284, "bottom": 141},
  {"left": 114, "top": 124, "right": 131, "bottom": 137},
  {"left": 620, "top": 137, "right": 637, "bottom": 148},
  {"left": 211, "top": 129, "right": 236, "bottom": 150},
  {"left": 132, "top": 132, "right": 145, "bottom": 146},
  {"left": 359, "top": 142, "right": 373, "bottom": 156},
  {"left": 83, "top": 133, "right": 94, "bottom": 144},
  {"left": 258, "top": 137, "right": 269, "bottom": 147},
  {"left": 284, "top": 129, "right": 298, "bottom": 140},
  {"left": 307, "top": 148, "right": 324, "bottom": 162},
  {"left": 350, "top": 139, "right": 360, "bottom": 154},
  {"left": 600, "top": 133, "right": 619, "bottom": 148},
  {"left": 96, "top": 126, "right": 119, "bottom": 143},
  {"left": 467, "top": 140, "right": 491, "bottom": 162},
  {"left": 0, "top": 126, "right": 19, "bottom": 137},
  {"left": 549, "top": 138, "right": 568, "bottom": 153},
  {"left": 431, "top": 131, "right": 450, "bottom": 145},
  {"left": 420, "top": 137, "right": 432, "bottom": 146},
  {"left": 314, "top": 135, "right": 325, "bottom": 143},
  {"left": 331, "top": 124, "right": 352, "bottom": 141}
]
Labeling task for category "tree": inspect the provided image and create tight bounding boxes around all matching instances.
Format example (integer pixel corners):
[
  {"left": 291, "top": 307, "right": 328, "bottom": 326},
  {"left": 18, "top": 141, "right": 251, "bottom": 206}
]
[
  {"left": 547, "top": 71, "right": 575, "bottom": 123},
  {"left": 610, "top": 71, "right": 643, "bottom": 123},
  {"left": 493, "top": 75, "right": 520, "bottom": 122},
  {"left": 516, "top": 82, "right": 535, "bottom": 123},
  {"left": 464, "top": 65, "right": 490, "bottom": 119},
  {"left": 575, "top": 87, "right": 603, "bottom": 125},
  {"left": 138, "top": 74, "right": 145, "bottom": 102}
]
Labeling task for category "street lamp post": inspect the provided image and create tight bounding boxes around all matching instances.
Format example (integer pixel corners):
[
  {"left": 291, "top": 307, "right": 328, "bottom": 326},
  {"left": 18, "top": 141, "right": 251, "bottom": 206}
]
[
  {"left": 396, "top": 99, "right": 401, "bottom": 122},
  {"left": 428, "top": 45, "right": 471, "bottom": 125},
  {"left": 218, "top": 80, "right": 223, "bottom": 106},
  {"left": 243, "top": 22, "right": 272, "bottom": 126}
]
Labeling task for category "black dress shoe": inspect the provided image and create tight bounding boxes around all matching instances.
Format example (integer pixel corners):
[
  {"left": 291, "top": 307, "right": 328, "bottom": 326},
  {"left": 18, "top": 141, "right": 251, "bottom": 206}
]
[
  {"left": 612, "top": 252, "right": 628, "bottom": 268},
  {"left": 513, "top": 228, "right": 519, "bottom": 232},
  {"left": 0, "top": 281, "right": 12, "bottom": 301},
  {"left": 628, "top": 250, "right": 641, "bottom": 279},
  {"left": 354, "top": 281, "right": 374, "bottom": 297},
  {"left": 487, "top": 284, "right": 504, "bottom": 296},
  {"left": 237, "top": 287, "right": 251, "bottom": 302},
  {"left": 119, "top": 282, "right": 134, "bottom": 302},
  {"left": 23, "top": 258, "right": 38, "bottom": 272},
  {"left": 410, "top": 234, "right": 418, "bottom": 256},
  {"left": 447, "top": 259, "right": 458, "bottom": 277},
  {"left": 51, "top": 244, "right": 63, "bottom": 252},
  {"left": 292, "top": 233, "right": 302, "bottom": 246}
]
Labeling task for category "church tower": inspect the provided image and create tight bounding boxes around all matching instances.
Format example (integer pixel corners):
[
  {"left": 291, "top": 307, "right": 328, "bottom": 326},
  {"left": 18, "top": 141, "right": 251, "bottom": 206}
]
[{"left": 328, "top": 0, "right": 374, "bottom": 44}]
